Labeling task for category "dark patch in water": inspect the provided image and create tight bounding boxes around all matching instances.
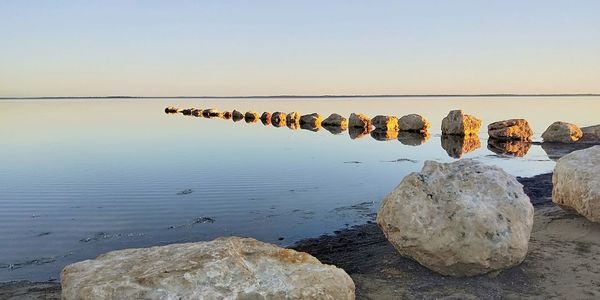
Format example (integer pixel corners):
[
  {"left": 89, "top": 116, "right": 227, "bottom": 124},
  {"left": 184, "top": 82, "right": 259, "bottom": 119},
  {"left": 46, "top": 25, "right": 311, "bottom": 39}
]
[
  {"left": 168, "top": 216, "right": 215, "bottom": 229},
  {"left": 0, "top": 257, "right": 57, "bottom": 270},
  {"left": 37, "top": 232, "right": 51, "bottom": 237},
  {"left": 382, "top": 158, "right": 418, "bottom": 163},
  {"left": 343, "top": 161, "right": 363, "bottom": 164},
  {"left": 176, "top": 189, "right": 193, "bottom": 195}
]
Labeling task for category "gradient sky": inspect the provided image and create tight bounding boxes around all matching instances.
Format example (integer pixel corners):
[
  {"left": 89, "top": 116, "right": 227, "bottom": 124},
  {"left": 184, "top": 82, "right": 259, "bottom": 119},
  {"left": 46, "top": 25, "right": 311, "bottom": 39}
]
[{"left": 1, "top": 1, "right": 599, "bottom": 97}]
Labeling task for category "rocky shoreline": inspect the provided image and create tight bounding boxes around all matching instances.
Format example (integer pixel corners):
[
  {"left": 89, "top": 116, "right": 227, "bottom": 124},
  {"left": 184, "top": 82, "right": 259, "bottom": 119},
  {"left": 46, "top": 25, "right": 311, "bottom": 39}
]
[{"left": 3, "top": 173, "right": 600, "bottom": 299}]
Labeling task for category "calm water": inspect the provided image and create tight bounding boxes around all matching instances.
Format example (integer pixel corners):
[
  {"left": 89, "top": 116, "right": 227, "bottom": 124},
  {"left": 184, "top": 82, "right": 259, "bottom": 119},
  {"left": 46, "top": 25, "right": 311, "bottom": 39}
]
[{"left": 1, "top": 97, "right": 599, "bottom": 281}]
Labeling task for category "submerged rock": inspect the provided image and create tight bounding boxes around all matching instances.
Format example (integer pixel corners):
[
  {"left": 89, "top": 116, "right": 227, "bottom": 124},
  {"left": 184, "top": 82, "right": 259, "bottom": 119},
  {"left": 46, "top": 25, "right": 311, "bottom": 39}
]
[
  {"left": 371, "top": 115, "right": 399, "bottom": 131},
  {"left": 260, "top": 112, "right": 272, "bottom": 125},
  {"left": 441, "top": 134, "right": 481, "bottom": 158},
  {"left": 552, "top": 146, "right": 600, "bottom": 222},
  {"left": 322, "top": 114, "right": 348, "bottom": 129},
  {"left": 397, "top": 131, "right": 430, "bottom": 146},
  {"left": 232, "top": 110, "right": 244, "bottom": 121},
  {"left": 370, "top": 129, "right": 398, "bottom": 141},
  {"left": 579, "top": 125, "right": 600, "bottom": 143},
  {"left": 441, "top": 110, "right": 481, "bottom": 135},
  {"left": 487, "top": 139, "right": 532, "bottom": 157},
  {"left": 271, "top": 112, "right": 287, "bottom": 127},
  {"left": 299, "top": 113, "right": 322, "bottom": 128},
  {"left": 376, "top": 160, "right": 534, "bottom": 277},
  {"left": 244, "top": 111, "right": 259, "bottom": 123},
  {"left": 541, "top": 121, "right": 583, "bottom": 143},
  {"left": 349, "top": 113, "right": 372, "bottom": 130},
  {"left": 488, "top": 119, "right": 533, "bottom": 141},
  {"left": 398, "top": 114, "right": 430, "bottom": 132},
  {"left": 61, "top": 237, "right": 355, "bottom": 299}
]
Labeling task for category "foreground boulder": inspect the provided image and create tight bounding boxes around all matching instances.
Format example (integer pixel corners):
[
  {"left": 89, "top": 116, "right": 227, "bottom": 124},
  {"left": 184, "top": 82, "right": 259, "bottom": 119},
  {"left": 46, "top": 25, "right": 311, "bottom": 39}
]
[
  {"left": 299, "top": 113, "right": 322, "bottom": 127},
  {"left": 371, "top": 115, "right": 399, "bottom": 131},
  {"left": 376, "top": 160, "right": 534, "bottom": 277},
  {"left": 488, "top": 119, "right": 533, "bottom": 141},
  {"left": 271, "top": 112, "right": 287, "bottom": 127},
  {"left": 260, "top": 112, "right": 272, "bottom": 125},
  {"left": 61, "top": 237, "right": 355, "bottom": 300},
  {"left": 232, "top": 110, "right": 244, "bottom": 121},
  {"left": 552, "top": 146, "right": 600, "bottom": 222},
  {"left": 349, "top": 113, "right": 372, "bottom": 129},
  {"left": 322, "top": 114, "right": 348, "bottom": 129},
  {"left": 441, "top": 134, "right": 481, "bottom": 158},
  {"left": 580, "top": 125, "right": 600, "bottom": 143},
  {"left": 398, "top": 114, "right": 430, "bottom": 132},
  {"left": 542, "top": 121, "right": 583, "bottom": 143},
  {"left": 441, "top": 110, "right": 481, "bottom": 135}
]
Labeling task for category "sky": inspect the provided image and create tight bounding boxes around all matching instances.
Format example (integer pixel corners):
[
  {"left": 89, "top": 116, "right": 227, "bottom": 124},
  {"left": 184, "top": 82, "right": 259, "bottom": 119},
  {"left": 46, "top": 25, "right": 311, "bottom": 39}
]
[{"left": 1, "top": 1, "right": 599, "bottom": 97}]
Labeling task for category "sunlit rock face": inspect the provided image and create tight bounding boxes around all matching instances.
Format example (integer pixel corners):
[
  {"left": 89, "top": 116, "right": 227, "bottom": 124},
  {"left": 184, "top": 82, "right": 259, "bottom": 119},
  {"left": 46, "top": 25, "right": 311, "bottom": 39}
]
[
  {"left": 441, "top": 134, "right": 481, "bottom": 158},
  {"left": 398, "top": 114, "right": 430, "bottom": 132},
  {"left": 299, "top": 113, "right": 322, "bottom": 128},
  {"left": 287, "top": 112, "right": 301, "bottom": 128},
  {"left": 370, "top": 129, "right": 399, "bottom": 141},
  {"left": 232, "top": 110, "right": 244, "bottom": 122},
  {"left": 542, "top": 121, "right": 583, "bottom": 143},
  {"left": 349, "top": 126, "right": 370, "bottom": 140},
  {"left": 61, "top": 237, "right": 355, "bottom": 300},
  {"left": 488, "top": 119, "right": 533, "bottom": 141},
  {"left": 244, "top": 111, "right": 259, "bottom": 123},
  {"left": 271, "top": 112, "right": 287, "bottom": 127},
  {"left": 441, "top": 110, "right": 481, "bottom": 135},
  {"left": 322, "top": 114, "right": 348, "bottom": 129},
  {"left": 397, "top": 131, "right": 430, "bottom": 146},
  {"left": 371, "top": 115, "right": 399, "bottom": 131},
  {"left": 376, "top": 160, "right": 534, "bottom": 277},
  {"left": 553, "top": 146, "right": 600, "bottom": 223},
  {"left": 260, "top": 112, "right": 272, "bottom": 125},
  {"left": 579, "top": 125, "right": 600, "bottom": 144},
  {"left": 348, "top": 113, "right": 372, "bottom": 130},
  {"left": 222, "top": 111, "right": 232, "bottom": 119},
  {"left": 487, "top": 139, "right": 532, "bottom": 157}
]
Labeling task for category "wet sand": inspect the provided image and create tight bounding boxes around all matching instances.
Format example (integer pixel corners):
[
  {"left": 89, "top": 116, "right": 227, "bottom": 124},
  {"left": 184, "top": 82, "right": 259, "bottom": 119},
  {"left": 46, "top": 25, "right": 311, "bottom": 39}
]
[{"left": 3, "top": 173, "right": 600, "bottom": 299}]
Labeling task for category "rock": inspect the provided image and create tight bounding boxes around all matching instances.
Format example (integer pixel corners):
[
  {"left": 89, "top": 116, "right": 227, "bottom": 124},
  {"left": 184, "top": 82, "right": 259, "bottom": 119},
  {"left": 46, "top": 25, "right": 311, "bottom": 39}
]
[
  {"left": 552, "top": 146, "right": 600, "bottom": 222},
  {"left": 244, "top": 111, "right": 259, "bottom": 123},
  {"left": 397, "top": 131, "right": 430, "bottom": 146},
  {"left": 203, "top": 108, "right": 218, "bottom": 118},
  {"left": 370, "top": 129, "right": 398, "bottom": 141},
  {"left": 299, "top": 113, "right": 322, "bottom": 127},
  {"left": 376, "top": 160, "right": 534, "bottom": 277},
  {"left": 222, "top": 111, "right": 232, "bottom": 119},
  {"left": 322, "top": 114, "right": 348, "bottom": 129},
  {"left": 579, "top": 125, "right": 600, "bottom": 143},
  {"left": 271, "top": 112, "right": 287, "bottom": 127},
  {"left": 441, "top": 134, "right": 481, "bottom": 158},
  {"left": 192, "top": 109, "right": 203, "bottom": 117},
  {"left": 398, "top": 114, "right": 430, "bottom": 132},
  {"left": 260, "top": 112, "right": 272, "bottom": 125},
  {"left": 487, "top": 139, "right": 531, "bottom": 157},
  {"left": 164, "top": 106, "right": 179, "bottom": 114},
  {"left": 287, "top": 112, "right": 301, "bottom": 127},
  {"left": 231, "top": 110, "right": 244, "bottom": 121},
  {"left": 488, "top": 119, "right": 533, "bottom": 141},
  {"left": 349, "top": 126, "right": 370, "bottom": 140},
  {"left": 61, "top": 237, "right": 355, "bottom": 300},
  {"left": 541, "top": 121, "right": 583, "bottom": 143},
  {"left": 441, "top": 110, "right": 481, "bottom": 135},
  {"left": 182, "top": 108, "right": 193, "bottom": 115},
  {"left": 300, "top": 122, "right": 320, "bottom": 132},
  {"left": 349, "top": 113, "right": 372, "bottom": 129},
  {"left": 371, "top": 115, "right": 399, "bottom": 131}
]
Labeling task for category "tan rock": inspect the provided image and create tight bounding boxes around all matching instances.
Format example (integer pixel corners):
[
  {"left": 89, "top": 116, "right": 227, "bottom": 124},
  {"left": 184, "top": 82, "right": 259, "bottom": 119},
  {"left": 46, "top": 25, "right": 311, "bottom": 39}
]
[
  {"left": 349, "top": 113, "right": 372, "bottom": 129},
  {"left": 371, "top": 115, "right": 399, "bottom": 131},
  {"left": 61, "top": 237, "right": 355, "bottom": 300},
  {"left": 541, "top": 121, "right": 583, "bottom": 143},
  {"left": 376, "top": 160, "right": 534, "bottom": 277},
  {"left": 398, "top": 114, "right": 430, "bottom": 132},
  {"left": 271, "top": 112, "right": 287, "bottom": 127},
  {"left": 441, "top": 134, "right": 481, "bottom": 158},
  {"left": 260, "top": 112, "right": 272, "bottom": 125},
  {"left": 579, "top": 125, "right": 600, "bottom": 143},
  {"left": 488, "top": 119, "right": 533, "bottom": 141},
  {"left": 552, "top": 146, "right": 600, "bottom": 222},
  {"left": 441, "top": 110, "right": 481, "bottom": 135},
  {"left": 487, "top": 139, "right": 532, "bottom": 157},
  {"left": 322, "top": 114, "right": 348, "bottom": 129}
]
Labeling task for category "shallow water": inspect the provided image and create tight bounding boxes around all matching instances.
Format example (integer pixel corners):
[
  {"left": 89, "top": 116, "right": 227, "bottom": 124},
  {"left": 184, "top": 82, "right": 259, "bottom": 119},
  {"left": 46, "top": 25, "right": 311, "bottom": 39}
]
[{"left": 0, "top": 97, "right": 599, "bottom": 281}]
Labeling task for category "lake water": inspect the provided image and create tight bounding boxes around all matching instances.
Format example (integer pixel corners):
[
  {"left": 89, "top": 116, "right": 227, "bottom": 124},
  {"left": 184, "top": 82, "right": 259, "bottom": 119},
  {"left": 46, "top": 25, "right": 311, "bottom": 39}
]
[{"left": 1, "top": 97, "right": 599, "bottom": 281}]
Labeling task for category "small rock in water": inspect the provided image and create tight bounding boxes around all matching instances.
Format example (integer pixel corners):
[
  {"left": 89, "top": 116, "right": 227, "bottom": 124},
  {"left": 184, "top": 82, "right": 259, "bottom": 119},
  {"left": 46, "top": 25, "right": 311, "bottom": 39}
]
[
  {"left": 260, "top": 112, "right": 272, "bottom": 125},
  {"left": 322, "top": 113, "right": 348, "bottom": 129},
  {"left": 299, "top": 113, "right": 322, "bottom": 128},
  {"left": 542, "top": 121, "right": 583, "bottom": 143},
  {"left": 488, "top": 119, "right": 533, "bottom": 141},
  {"left": 176, "top": 189, "right": 193, "bottom": 195},
  {"left": 245, "top": 111, "right": 259, "bottom": 123},
  {"left": 398, "top": 114, "right": 430, "bottom": 132},
  {"left": 441, "top": 134, "right": 481, "bottom": 158},
  {"left": 192, "top": 217, "right": 215, "bottom": 224},
  {"left": 348, "top": 113, "right": 372, "bottom": 130},
  {"left": 371, "top": 115, "right": 399, "bottom": 131},
  {"left": 271, "top": 112, "right": 287, "bottom": 127},
  {"left": 232, "top": 110, "right": 244, "bottom": 121},
  {"left": 441, "top": 110, "right": 481, "bottom": 135}
]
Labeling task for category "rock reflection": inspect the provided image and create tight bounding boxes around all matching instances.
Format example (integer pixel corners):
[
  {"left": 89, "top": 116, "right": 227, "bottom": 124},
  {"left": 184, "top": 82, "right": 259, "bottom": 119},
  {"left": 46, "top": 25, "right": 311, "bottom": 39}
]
[
  {"left": 300, "top": 122, "right": 320, "bottom": 132},
  {"left": 398, "top": 131, "right": 430, "bottom": 146},
  {"left": 349, "top": 126, "right": 370, "bottom": 140},
  {"left": 370, "top": 129, "right": 399, "bottom": 141},
  {"left": 323, "top": 125, "right": 347, "bottom": 135},
  {"left": 260, "top": 112, "right": 271, "bottom": 125},
  {"left": 541, "top": 142, "right": 595, "bottom": 161},
  {"left": 271, "top": 112, "right": 287, "bottom": 127},
  {"left": 244, "top": 112, "right": 259, "bottom": 123},
  {"left": 487, "top": 139, "right": 531, "bottom": 157},
  {"left": 441, "top": 135, "right": 481, "bottom": 158},
  {"left": 232, "top": 110, "right": 244, "bottom": 122}
]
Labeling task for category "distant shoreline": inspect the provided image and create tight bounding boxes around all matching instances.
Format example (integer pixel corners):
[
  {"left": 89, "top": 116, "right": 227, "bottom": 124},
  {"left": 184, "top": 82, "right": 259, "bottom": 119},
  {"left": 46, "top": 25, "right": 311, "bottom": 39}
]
[{"left": 1, "top": 93, "right": 599, "bottom": 100}]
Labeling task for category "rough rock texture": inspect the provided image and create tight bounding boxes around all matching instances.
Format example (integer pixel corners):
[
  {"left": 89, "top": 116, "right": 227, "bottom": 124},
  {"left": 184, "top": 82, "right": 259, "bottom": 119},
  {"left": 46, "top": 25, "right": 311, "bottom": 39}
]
[
  {"left": 397, "top": 131, "right": 430, "bottom": 146},
  {"left": 348, "top": 113, "right": 372, "bottom": 129},
  {"left": 244, "top": 111, "right": 259, "bottom": 122},
  {"left": 488, "top": 119, "right": 533, "bottom": 141},
  {"left": 271, "top": 112, "right": 287, "bottom": 127},
  {"left": 299, "top": 113, "right": 322, "bottom": 127},
  {"left": 552, "top": 146, "right": 600, "bottom": 222},
  {"left": 287, "top": 112, "right": 301, "bottom": 127},
  {"left": 441, "top": 134, "right": 481, "bottom": 158},
  {"left": 61, "top": 237, "right": 355, "bottom": 300},
  {"left": 376, "top": 160, "right": 534, "bottom": 277},
  {"left": 371, "top": 115, "right": 399, "bottom": 131},
  {"left": 398, "top": 114, "right": 430, "bottom": 132},
  {"left": 441, "top": 110, "right": 481, "bottom": 135},
  {"left": 370, "top": 129, "right": 398, "bottom": 141},
  {"left": 487, "top": 139, "right": 531, "bottom": 157},
  {"left": 260, "top": 112, "right": 272, "bottom": 125},
  {"left": 541, "top": 121, "right": 583, "bottom": 143},
  {"left": 580, "top": 125, "right": 600, "bottom": 143},
  {"left": 232, "top": 110, "right": 244, "bottom": 121},
  {"left": 322, "top": 114, "right": 348, "bottom": 129}
]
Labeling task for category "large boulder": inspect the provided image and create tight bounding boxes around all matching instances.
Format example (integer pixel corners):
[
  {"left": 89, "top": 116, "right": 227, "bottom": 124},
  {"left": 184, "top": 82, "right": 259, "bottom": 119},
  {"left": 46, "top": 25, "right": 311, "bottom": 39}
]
[
  {"left": 348, "top": 113, "right": 372, "bottom": 129},
  {"left": 552, "top": 146, "right": 600, "bottom": 222},
  {"left": 376, "top": 160, "right": 534, "bottom": 277},
  {"left": 322, "top": 113, "right": 348, "bottom": 129},
  {"left": 541, "top": 121, "right": 583, "bottom": 143},
  {"left": 299, "top": 113, "right": 322, "bottom": 127},
  {"left": 488, "top": 119, "right": 533, "bottom": 141},
  {"left": 441, "top": 134, "right": 481, "bottom": 158},
  {"left": 580, "top": 125, "right": 600, "bottom": 143},
  {"left": 398, "top": 114, "right": 430, "bottom": 132},
  {"left": 271, "top": 112, "right": 287, "bottom": 127},
  {"left": 441, "top": 110, "right": 481, "bottom": 135},
  {"left": 371, "top": 115, "right": 399, "bottom": 131},
  {"left": 61, "top": 237, "right": 355, "bottom": 300}
]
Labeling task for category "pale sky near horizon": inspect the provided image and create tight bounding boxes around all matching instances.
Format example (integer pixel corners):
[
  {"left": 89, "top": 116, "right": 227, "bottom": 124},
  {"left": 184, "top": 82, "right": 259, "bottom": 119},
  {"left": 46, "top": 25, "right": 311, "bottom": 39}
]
[{"left": 1, "top": 1, "right": 599, "bottom": 97}]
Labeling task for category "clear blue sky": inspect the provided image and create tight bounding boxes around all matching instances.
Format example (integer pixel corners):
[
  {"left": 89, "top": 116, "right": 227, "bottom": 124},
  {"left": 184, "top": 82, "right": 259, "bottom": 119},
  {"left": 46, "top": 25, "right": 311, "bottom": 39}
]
[{"left": 1, "top": 1, "right": 599, "bottom": 97}]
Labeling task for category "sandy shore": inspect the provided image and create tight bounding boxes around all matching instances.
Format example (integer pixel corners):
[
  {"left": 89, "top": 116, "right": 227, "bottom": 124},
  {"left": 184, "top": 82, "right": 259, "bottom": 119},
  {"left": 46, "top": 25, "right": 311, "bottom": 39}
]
[{"left": 3, "top": 173, "right": 600, "bottom": 299}]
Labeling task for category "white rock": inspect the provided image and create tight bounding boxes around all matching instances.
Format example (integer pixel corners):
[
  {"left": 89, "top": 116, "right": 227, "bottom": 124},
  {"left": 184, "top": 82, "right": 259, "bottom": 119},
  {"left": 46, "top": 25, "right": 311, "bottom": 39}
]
[
  {"left": 441, "top": 110, "right": 481, "bottom": 135},
  {"left": 552, "top": 145, "right": 600, "bottom": 222},
  {"left": 61, "top": 237, "right": 355, "bottom": 300},
  {"left": 541, "top": 121, "right": 583, "bottom": 143},
  {"left": 376, "top": 160, "right": 534, "bottom": 277}
]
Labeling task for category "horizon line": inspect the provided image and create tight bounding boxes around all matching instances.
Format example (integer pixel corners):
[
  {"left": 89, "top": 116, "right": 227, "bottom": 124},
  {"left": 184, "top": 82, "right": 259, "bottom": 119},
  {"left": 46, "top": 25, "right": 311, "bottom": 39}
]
[{"left": 1, "top": 93, "right": 600, "bottom": 100}]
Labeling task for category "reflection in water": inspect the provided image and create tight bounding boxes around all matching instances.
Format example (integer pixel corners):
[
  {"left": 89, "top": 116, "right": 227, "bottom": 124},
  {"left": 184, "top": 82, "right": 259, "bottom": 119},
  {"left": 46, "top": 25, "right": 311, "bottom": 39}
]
[
  {"left": 323, "top": 125, "right": 347, "bottom": 135},
  {"left": 370, "top": 129, "right": 399, "bottom": 141},
  {"left": 232, "top": 110, "right": 244, "bottom": 122},
  {"left": 349, "top": 126, "right": 371, "bottom": 140},
  {"left": 300, "top": 122, "right": 320, "bottom": 132},
  {"left": 271, "top": 112, "right": 287, "bottom": 127},
  {"left": 441, "top": 134, "right": 481, "bottom": 158},
  {"left": 540, "top": 142, "right": 595, "bottom": 161},
  {"left": 398, "top": 131, "right": 430, "bottom": 146},
  {"left": 487, "top": 139, "right": 532, "bottom": 157},
  {"left": 244, "top": 112, "right": 259, "bottom": 123}
]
